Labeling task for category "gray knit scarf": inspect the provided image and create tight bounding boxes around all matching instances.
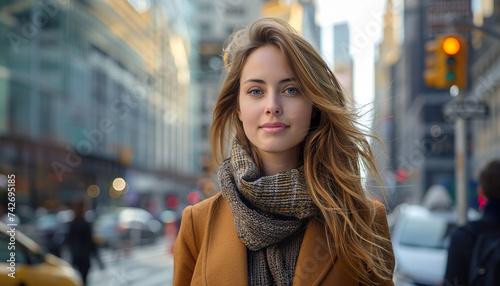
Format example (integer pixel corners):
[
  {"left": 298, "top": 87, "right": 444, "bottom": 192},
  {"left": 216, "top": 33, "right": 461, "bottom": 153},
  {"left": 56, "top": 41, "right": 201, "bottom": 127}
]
[{"left": 218, "top": 140, "right": 317, "bottom": 285}]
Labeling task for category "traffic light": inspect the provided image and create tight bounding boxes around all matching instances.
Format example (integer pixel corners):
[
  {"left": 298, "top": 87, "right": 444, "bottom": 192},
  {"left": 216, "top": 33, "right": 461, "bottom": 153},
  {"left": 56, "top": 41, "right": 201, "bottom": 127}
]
[
  {"left": 423, "top": 34, "right": 468, "bottom": 90},
  {"left": 442, "top": 36, "right": 467, "bottom": 89}
]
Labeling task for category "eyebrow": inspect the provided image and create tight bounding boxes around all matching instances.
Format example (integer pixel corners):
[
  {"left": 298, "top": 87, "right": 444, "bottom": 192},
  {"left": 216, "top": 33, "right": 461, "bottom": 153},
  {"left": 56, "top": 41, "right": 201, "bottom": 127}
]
[{"left": 242, "top": 78, "right": 296, "bottom": 85}]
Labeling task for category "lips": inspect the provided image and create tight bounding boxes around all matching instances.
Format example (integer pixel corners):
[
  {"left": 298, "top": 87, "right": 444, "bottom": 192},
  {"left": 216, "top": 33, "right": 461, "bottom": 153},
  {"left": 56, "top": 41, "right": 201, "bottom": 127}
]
[{"left": 260, "top": 122, "right": 289, "bottom": 134}]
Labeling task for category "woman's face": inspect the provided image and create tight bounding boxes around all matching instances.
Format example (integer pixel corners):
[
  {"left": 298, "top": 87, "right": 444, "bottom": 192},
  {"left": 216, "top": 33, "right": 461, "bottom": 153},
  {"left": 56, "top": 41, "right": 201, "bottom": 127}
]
[{"left": 238, "top": 45, "right": 313, "bottom": 161}]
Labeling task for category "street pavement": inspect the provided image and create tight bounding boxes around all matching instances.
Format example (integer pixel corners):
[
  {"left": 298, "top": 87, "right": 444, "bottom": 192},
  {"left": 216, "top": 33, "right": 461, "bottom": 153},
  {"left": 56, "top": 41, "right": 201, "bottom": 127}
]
[{"left": 87, "top": 237, "right": 174, "bottom": 286}]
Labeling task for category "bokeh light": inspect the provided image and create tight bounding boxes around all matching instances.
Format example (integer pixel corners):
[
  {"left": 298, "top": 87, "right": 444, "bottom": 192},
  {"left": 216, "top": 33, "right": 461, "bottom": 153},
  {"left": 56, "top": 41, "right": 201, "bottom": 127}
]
[
  {"left": 87, "top": 185, "right": 100, "bottom": 198},
  {"left": 112, "top": 178, "right": 126, "bottom": 191},
  {"left": 166, "top": 196, "right": 179, "bottom": 209},
  {"left": 187, "top": 192, "right": 200, "bottom": 205},
  {"left": 109, "top": 187, "right": 121, "bottom": 198}
]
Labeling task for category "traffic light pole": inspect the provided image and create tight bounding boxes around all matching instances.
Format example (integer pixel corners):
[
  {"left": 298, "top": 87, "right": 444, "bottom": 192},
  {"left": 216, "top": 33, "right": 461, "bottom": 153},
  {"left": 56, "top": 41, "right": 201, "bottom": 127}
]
[
  {"left": 455, "top": 95, "right": 468, "bottom": 226},
  {"left": 445, "top": 90, "right": 489, "bottom": 226}
]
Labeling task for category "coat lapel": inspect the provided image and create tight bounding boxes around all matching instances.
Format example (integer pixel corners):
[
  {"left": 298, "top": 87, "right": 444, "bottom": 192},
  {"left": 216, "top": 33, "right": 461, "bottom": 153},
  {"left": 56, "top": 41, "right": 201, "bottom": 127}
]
[
  {"left": 293, "top": 219, "right": 336, "bottom": 285},
  {"left": 204, "top": 198, "right": 249, "bottom": 285}
]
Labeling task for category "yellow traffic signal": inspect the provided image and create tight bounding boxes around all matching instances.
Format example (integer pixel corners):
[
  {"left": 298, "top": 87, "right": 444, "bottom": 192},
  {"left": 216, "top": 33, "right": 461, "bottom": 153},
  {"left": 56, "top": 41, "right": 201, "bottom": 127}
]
[
  {"left": 442, "top": 37, "right": 460, "bottom": 55},
  {"left": 423, "top": 34, "right": 468, "bottom": 90}
]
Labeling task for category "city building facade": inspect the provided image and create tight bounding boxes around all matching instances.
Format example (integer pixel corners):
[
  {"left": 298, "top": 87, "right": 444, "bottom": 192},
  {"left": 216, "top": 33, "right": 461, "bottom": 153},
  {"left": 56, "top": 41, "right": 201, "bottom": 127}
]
[
  {"left": 0, "top": 0, "right": 200, "bottom": 214},
  {"left": 373, "top": 0, "right": 403, "bottom": 207},
  {"left": 469, "top": 0, "right": 500, "bottom": 177},
  {"left": 333, "top": 22, "right": 354, "bottom": 106}
]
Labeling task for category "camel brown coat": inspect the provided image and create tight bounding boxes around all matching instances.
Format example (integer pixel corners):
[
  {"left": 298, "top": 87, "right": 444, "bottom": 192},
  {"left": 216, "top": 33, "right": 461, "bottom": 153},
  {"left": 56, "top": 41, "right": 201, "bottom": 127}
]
[{"left": 173, "top": 192, "right": 394, "bottom": 285}]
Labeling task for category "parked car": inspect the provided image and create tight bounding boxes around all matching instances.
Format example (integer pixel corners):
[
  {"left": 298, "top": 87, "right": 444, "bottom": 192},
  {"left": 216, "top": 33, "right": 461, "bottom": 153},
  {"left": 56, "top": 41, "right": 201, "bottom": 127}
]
[
  {"left": 93, "top": 207, "right": 162, "bottom": 248},
  {"left": 389, "top": 204, "right": 480, "bottom": 286},
  {"left": 0, "top": 222, "right": 83, "bottom": 286}
]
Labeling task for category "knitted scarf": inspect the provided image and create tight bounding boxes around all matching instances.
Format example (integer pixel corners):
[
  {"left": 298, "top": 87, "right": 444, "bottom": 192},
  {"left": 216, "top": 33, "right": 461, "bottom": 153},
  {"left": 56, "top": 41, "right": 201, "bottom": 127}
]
[{"left": 218, "top": 140, "right": 317, "bottom": 285}]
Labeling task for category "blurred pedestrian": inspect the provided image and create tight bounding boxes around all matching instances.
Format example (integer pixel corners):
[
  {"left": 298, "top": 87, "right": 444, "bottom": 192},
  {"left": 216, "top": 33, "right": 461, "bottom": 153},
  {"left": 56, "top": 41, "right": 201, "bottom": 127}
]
[
  {"left": 173, "top": 17, "right": 394, "bottom": 285},
  {"left": 65, "top": 200, "right": 104, "bottom": 285},
  {"left": 444, "top": 159, "right": 500, "bottom": 285}
]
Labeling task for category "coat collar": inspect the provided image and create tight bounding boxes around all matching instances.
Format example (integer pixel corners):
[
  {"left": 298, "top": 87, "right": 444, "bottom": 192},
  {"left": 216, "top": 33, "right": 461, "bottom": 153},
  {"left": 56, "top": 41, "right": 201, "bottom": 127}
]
[{"left": 205, "top": 198, "right": 335, "bottom": 285}]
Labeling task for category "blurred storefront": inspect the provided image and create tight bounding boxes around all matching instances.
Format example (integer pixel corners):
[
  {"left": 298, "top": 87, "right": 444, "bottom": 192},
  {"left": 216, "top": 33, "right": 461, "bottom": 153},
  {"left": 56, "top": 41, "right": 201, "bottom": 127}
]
[{"left": 0, "top": 0, "right": 202, "bottom": 212}]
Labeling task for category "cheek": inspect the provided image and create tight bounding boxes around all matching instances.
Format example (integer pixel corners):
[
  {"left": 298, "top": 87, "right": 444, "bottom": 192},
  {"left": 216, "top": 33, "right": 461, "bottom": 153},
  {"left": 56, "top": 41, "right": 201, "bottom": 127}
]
[
  {"left": 298, "top": 113, "right": 312, "bottom": 134},
  {"left": 239, "top": 111, "right": 258, "bottom": 140},
  {"left": 293, "top": 103, "right": 313, "bottom": 128},
  {"left": 238, "top": 100, "right": 260, "bottom": 125},
  {"left": 239, "top": 110, "right": 257, "bottom": 131}
]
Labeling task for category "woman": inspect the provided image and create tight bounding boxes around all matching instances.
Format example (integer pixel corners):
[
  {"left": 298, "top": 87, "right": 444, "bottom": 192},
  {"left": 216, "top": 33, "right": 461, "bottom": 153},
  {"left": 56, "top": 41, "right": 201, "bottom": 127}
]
[{"left": 174, "top": 17, "right": 394, "bottom": 285}]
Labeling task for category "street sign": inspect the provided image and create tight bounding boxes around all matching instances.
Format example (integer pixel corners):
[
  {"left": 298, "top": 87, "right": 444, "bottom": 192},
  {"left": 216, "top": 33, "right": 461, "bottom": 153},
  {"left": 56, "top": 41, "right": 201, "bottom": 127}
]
[{"left": 443, "top": 100, "right": 489, "bottom": 120}]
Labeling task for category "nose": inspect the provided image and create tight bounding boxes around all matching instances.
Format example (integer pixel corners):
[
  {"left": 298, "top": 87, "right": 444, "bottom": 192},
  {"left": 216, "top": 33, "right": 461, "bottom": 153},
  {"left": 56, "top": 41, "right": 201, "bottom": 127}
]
[{"left": 265, "top": 93, "right": 282, "bottom": 116}]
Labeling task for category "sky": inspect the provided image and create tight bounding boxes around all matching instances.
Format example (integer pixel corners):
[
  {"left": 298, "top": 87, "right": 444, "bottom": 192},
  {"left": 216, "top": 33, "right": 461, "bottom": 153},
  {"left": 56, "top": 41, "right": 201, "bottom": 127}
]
[{"left": 316, "top": 0, "right": 387, "bottom": 121}]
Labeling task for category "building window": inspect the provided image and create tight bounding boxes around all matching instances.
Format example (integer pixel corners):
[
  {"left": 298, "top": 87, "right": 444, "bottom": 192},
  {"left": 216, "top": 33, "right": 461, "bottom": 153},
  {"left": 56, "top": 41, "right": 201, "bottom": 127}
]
[
  {"left": 225, "top": 6, "right": 245, "bottom": 16},
  {"left": 92, "top": 68, "right": 107, "bottom": 104},
  {"left": 40, "top": 92, "right": 52, "bottom": 138},
  {"left": 200, "top": 22, "right": 212, "bottom": 34},
  {"left": 10, "top": 82, "right": 30, "bottom": 136}
]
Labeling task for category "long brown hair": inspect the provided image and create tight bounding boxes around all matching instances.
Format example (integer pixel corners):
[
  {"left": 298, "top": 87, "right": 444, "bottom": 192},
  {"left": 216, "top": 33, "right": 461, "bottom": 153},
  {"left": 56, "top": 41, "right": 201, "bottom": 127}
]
[{"left": 209, "top": 17, "right": 393, "bottom": 284}]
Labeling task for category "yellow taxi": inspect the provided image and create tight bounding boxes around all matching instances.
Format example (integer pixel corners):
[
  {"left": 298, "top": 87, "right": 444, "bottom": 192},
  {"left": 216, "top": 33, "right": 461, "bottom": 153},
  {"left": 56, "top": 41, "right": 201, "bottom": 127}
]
[{"left": 0, "top": 221, "right": 83, "bottom": 286}]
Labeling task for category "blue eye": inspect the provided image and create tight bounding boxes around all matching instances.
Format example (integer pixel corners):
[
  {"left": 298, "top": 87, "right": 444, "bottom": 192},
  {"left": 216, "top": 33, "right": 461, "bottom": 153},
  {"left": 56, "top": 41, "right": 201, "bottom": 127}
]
[
  {"left": 249, "top": 89, "right": 262, "bottom": 95},
  {"left": 285, "top": 88, "right": 297, "bottom": 94}
]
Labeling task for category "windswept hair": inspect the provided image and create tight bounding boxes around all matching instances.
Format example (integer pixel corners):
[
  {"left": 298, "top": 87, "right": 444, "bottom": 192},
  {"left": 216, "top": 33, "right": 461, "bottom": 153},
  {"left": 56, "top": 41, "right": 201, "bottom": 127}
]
[{"left": 209, "top": 17, "right": 393, "bottom": 284}]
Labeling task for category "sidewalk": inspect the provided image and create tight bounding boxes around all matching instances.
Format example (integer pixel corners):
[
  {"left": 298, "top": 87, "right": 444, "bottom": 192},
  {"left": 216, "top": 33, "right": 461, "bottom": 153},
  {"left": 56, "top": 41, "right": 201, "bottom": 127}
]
[{"left": 87, "top": 237, "right": 174, "bottom": 286}]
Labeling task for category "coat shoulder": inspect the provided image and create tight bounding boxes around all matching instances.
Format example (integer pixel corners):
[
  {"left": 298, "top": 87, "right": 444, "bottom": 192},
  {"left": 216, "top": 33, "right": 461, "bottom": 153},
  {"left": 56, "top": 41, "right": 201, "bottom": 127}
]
[
  {"left": 188, "top": 191, "right": 225, "bottom": 218},
  {"left": 181, "top": 192, "right": 226, "bottom": 237},
  {"left": 191, "top": 191, "right": 224, "bottom": 208},
  {"left": 369, "top": 199, "right": 389, "bottom": 224},
  {"left": 370, "top": 199, "right": 387, "bottom": 212}
]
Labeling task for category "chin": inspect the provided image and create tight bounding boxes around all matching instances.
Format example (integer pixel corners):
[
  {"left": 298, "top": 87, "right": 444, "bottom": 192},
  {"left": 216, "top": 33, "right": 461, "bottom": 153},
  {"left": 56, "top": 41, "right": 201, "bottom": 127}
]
[{"left": 254, "top": 140, "right": 300, "bottom": 155}]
